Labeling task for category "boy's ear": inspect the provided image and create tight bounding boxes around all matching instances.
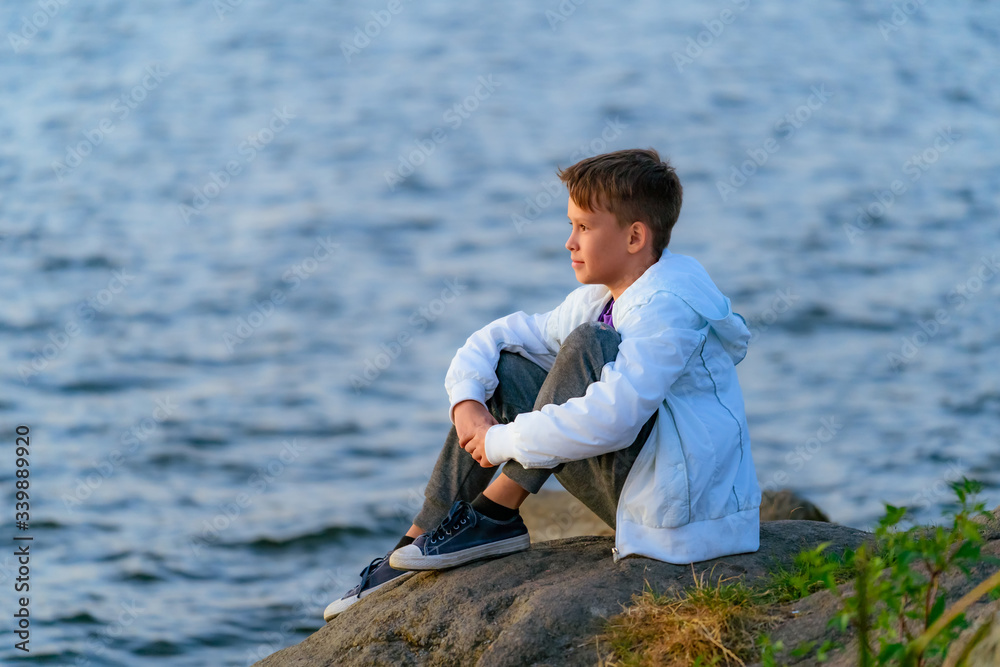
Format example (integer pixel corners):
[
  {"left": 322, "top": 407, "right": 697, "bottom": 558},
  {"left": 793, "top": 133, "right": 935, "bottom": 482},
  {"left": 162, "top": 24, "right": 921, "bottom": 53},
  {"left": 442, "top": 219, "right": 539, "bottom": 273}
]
[{"left": 627, "top": 221, "right": 651, "bottom": 255}]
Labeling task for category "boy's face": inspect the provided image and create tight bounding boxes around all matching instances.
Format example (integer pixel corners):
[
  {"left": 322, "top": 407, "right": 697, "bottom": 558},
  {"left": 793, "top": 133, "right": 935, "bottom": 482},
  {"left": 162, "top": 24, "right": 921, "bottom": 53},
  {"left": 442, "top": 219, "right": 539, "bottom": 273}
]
[{"left": 565, "top": 197, "right": 639, "bottom": 292}]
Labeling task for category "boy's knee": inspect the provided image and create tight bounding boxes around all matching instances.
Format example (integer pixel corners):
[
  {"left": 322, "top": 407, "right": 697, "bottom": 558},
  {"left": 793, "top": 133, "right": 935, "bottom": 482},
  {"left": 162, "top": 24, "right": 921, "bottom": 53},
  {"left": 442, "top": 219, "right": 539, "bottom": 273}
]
[
  {"left": 496, "top": 350, "right": 529, "bottom": 379},
  {"left": 562, "top": 322, "right": 620, "bottom": 358}
]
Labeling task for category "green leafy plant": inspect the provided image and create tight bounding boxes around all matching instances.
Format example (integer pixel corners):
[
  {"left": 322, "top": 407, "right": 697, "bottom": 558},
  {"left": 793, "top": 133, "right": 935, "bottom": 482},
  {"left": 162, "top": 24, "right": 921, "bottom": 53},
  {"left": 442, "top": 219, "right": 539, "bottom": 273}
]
[{"left": 821, "top": 478, "right": 1000, "bottom": 666}]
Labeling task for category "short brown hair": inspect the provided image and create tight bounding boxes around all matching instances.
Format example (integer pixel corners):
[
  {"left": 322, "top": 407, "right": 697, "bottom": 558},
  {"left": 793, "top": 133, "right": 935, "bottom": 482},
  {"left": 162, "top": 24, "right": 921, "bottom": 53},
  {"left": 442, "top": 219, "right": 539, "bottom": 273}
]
[{"left": 557, "top": 148, "right": 682, "bottom": 259}]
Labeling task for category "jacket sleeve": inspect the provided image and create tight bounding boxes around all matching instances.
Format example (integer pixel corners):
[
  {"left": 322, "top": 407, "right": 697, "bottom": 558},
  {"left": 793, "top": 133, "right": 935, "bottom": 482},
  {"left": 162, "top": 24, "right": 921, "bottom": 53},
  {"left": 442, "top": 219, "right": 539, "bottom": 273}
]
[
  {"left": 444, "top": 302, "right": 565, "bottom": 423},
  {"left": 483, "top": 291, "right": 707, "bottom": 468}
]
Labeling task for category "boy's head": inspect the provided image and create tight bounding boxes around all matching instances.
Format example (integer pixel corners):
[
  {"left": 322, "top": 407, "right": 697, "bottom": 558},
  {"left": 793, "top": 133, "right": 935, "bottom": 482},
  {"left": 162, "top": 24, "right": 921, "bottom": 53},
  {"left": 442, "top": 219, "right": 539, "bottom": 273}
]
[{"left": 557, "top": 148, "right": 683, "bottom": 261}]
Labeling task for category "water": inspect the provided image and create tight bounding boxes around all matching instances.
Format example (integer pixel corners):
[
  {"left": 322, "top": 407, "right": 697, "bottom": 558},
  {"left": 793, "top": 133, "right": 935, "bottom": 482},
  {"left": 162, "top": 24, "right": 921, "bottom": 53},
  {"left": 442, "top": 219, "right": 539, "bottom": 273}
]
[{"left": 2, "top": 0, "right": 999, "bottom": 664}]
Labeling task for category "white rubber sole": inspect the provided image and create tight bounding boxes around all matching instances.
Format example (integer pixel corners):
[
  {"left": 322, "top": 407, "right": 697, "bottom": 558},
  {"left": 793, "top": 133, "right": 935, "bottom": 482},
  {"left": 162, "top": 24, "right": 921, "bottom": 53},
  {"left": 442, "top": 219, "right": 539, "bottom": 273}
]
[
  {"left": 323, "top": 570, "right": 415, "bottom": 622},
  {"left": 388, "top": 533, "right": 531, "bottom": 571}
]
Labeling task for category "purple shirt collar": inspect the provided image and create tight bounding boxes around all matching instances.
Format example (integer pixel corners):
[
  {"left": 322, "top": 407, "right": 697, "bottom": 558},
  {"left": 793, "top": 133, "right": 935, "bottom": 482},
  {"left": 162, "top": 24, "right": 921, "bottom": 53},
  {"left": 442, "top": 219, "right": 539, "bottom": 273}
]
[{"left": 598, "top": 297, "right": 615, "bottom": 330}]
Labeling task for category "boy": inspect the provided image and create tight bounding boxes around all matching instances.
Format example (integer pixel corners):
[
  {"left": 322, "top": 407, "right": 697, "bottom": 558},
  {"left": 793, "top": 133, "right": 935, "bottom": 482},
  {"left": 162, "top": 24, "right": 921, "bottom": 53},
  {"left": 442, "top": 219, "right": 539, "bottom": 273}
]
[{"left": 325, "top": 148, "right": 761, "bottom": 621}]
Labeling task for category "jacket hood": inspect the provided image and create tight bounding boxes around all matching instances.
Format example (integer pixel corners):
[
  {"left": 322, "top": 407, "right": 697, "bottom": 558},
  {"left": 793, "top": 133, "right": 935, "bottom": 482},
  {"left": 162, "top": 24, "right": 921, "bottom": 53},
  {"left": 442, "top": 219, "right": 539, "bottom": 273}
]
[{"left": 625, "top": 251, "right": 750, "bottom": 365}]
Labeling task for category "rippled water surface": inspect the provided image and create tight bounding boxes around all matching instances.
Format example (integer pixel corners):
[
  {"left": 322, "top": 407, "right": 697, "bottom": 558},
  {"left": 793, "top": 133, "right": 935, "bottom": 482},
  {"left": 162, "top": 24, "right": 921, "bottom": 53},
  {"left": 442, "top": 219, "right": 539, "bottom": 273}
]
[{"left": 2, "top": 0, "right": 999, "bottom": 664}]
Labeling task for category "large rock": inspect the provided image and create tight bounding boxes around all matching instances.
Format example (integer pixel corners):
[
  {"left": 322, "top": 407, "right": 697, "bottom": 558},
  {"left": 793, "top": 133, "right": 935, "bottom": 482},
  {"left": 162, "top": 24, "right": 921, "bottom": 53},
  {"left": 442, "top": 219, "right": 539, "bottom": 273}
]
[
  {"left": 255, "top": 520, "right": 871, "bottom": 667},
  {"left": 759, "top": 489, "right": 830, "bottom": 522}
]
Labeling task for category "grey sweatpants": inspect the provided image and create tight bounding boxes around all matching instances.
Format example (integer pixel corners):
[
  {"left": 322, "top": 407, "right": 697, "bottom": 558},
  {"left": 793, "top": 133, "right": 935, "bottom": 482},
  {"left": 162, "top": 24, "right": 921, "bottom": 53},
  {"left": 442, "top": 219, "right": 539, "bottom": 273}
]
[{"left": 413, "top": 322, "right": 657, "bottom": 532}]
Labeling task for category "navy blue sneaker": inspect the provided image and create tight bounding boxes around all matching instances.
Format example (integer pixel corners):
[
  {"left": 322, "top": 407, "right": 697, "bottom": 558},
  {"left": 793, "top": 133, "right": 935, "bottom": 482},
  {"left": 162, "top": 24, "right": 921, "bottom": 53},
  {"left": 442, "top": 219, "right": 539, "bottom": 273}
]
[
  {"left": 323, "top": 550, "right": 414, "bottom": 621},
  {"left": 389, "top": 500, "right": 530, "bottom": 571}
]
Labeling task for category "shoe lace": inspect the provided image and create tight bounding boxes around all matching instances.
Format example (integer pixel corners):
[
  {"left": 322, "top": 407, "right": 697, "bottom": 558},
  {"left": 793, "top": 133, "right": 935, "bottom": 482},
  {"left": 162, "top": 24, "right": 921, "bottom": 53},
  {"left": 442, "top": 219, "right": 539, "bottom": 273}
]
[
  {"left": 428, "top": 501, "right": 473, "bottom": 545},
  {"left": 355, "top": 554, "right": 386, "bottom": 599}
]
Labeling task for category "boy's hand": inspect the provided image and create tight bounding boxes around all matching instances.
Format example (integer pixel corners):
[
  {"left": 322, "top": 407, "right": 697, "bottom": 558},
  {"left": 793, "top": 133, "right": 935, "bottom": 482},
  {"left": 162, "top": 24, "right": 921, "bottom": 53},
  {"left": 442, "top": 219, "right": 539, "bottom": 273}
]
[
  {"left": 464, "top": 432, "right": 495, "bottom": 468},
  {"left": 454, "top": 400, "right": 498, "bottom": 468}
]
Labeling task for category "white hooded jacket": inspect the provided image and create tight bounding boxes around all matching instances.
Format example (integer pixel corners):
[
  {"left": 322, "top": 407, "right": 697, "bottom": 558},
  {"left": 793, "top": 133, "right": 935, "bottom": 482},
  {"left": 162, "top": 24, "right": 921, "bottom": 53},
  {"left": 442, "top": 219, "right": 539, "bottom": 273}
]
[{"left": 445, "top": 249, "right": 762, "bottom": 564}]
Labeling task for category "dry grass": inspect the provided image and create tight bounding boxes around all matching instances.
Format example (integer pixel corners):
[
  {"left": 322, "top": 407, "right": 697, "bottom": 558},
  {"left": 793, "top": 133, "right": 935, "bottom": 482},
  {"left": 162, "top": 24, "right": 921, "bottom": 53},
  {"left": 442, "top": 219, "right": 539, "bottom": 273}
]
[{"left": 598, "top": 566, "right": 784, "bottom": 667}]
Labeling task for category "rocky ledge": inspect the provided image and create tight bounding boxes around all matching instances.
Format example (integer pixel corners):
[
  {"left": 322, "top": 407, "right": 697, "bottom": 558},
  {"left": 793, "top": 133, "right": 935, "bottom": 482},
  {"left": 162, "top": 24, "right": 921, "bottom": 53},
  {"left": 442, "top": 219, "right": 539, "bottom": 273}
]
[{"left": 254, "top": 491, "right": 1000, "bottom": 667}]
